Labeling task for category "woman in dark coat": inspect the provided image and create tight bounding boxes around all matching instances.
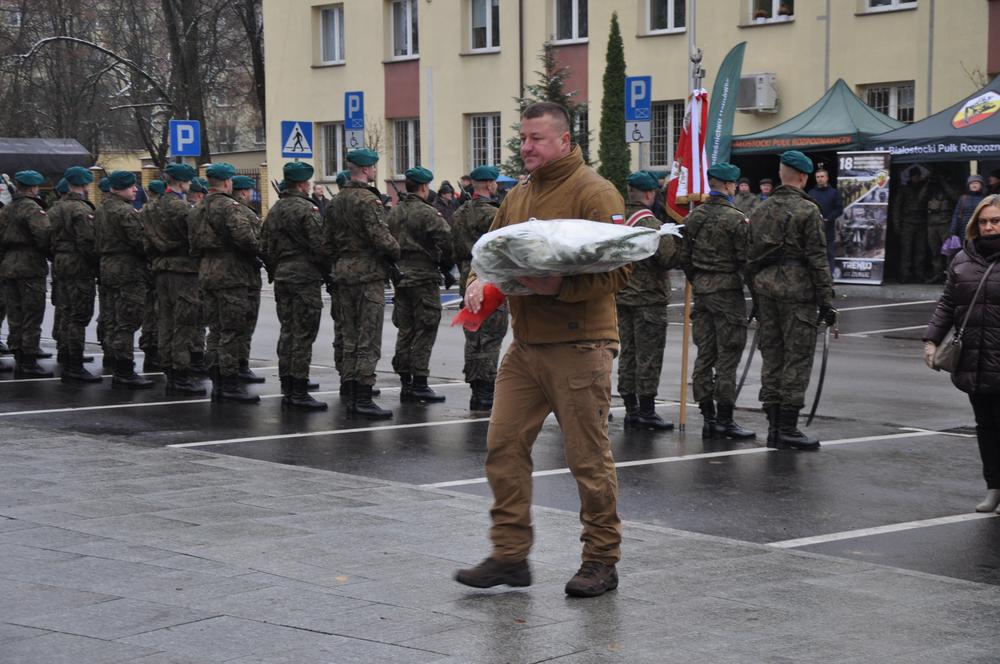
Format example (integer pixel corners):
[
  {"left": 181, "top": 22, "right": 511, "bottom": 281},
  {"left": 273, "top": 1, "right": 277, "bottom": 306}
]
[{"left": 924, "top": 194, "right": 1000, "bottom": 512}]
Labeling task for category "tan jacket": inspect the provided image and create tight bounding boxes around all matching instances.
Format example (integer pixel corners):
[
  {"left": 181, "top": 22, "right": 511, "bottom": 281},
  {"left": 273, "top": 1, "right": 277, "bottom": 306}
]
[{"left": 469, "top": 146, "right": 629, "bottom": 343}]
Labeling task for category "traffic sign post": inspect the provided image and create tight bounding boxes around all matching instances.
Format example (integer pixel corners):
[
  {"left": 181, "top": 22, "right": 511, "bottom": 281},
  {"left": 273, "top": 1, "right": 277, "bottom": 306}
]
[
  {"left": 280, "top": 121, "right": 314, "bottom": 159},
  {"left": 169, "top": 120, "right": 201, "bottom": 157},
  {"left": 344, "top": 91, "right": 365, "bottom": 149},
  {"left": 625, "top": 75, "right": 652, "bottom": 144}
]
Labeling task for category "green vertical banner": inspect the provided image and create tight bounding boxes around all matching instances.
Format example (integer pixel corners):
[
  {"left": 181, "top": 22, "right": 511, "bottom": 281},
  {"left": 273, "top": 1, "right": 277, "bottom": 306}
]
[{"left": 706, "top": 42, "right": 746, "bottom": 166}]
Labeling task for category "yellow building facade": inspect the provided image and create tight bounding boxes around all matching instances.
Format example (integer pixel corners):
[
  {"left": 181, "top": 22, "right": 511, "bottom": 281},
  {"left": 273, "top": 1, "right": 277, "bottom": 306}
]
[{"left": 263, "top": 0, "right": 990, "bottom": 199}]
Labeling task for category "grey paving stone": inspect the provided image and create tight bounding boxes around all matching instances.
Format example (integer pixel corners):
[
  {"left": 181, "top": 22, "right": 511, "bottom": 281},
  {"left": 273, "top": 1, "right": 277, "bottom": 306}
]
[
  {"left": 400, "top": 623, "right": 582, "bottom": 662},
  {"left": 67, "top": 514, "right": 199, "bottom": 539},
  {"left": 15, "top": 597, "right": 216, "bottom": 639},
  {"left": 58, "top": 540, "right": 182, "bottom": 564},
  {"left": 0, "top": 622, "right": 50, "bottom": 643},
  {"left": 237, "top": 491, "right": 379, "bottom": 512},
  {"left": 147, "top": 520, "right": 313, "bottom": 548},
  {"left": 294, "top": 603, "right": 475, "bottom": 644},
  {"left": 0, "top": 631, "right": 156, "bottom": 663},
  {"left": 0, "top": 542, "right": 83, "bottom": 563},
  {"left": 0, "top": 578, "right": 117, "bottom": 622},
  {"left": 150, "top": 503, "right": 294, "bottom": 525},
  {"left": 226, "top": 639, "right": 444, "bottom": 664},
  {"left": 129, "top": 486, "right": 264, "bottom": 508},
  {"left": 119, "top": 654, "right": 207, "bottom": 664},
  {"left": 0, "top": 515, "right": 35, "bottom": 532},
  {"left": 185, "top": 584, "right": 373, "bottom": 631}
]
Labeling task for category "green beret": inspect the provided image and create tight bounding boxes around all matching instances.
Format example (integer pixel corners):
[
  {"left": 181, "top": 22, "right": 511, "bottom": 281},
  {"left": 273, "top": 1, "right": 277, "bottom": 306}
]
[
  {"left": 404, "top": 166, "right": 433, "bottom": 184},
  {"left": 283, "top": 161, "right": 314, "bottom": 183},
  {"left": 277, "top": 180, "right": 287, "bottom": 193},
  {"left": 205, "top": 162, "right": 236, "bottom": 180},
  {"left": 147, "top": 180, "right": 166, "bottom": 195},
  {"left": 470, "top": 165, "right": 499, "bottom": 181},
  {"left": 189, "top": 177, "right": 208, "bottom": 194},
  {"left": 346, "top": 148, "right": 379, "bottom": 167},
  {"left": 164, "top": 163, "right": 196, "bottom": 182},
  {"left": 626, "top": 171, "right": 659, "bottom": 191},
  {"left": 55, "top": 178, "right": 69, "bottom": 195},
  {"left": 335, "top": 170, "right": 349, "bottom": 186},
  {"left": 63, "top": 166, "right": 93, "bottom": 186},
  {"left": 108, "top": 170, "right": 137, "bottom": 190},
  {"left": 707, "top": 162, "right": 741, "bottom": 182},
  {"left": 780, "top": 150, "right": 814, "bottom": 175},
  {"left": 98, "top": 177, "right": 111, "bottom": 193},
  {"left": 14, "top": 170, "right": 44, "bottom": 186},
  {"left": 232, "top": 175, "right": 256, "bottom": 191}
]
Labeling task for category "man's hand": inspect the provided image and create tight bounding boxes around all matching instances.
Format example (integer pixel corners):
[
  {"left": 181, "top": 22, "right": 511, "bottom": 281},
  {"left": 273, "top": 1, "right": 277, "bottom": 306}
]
[
  {"left": 817, "top": 305, "right": 838, "bottom": 327},
  {"left": 465, "top": 278, "right": 485, "bottom": 313},
  {"left": 924, "top": 341, "right": 937, "bottom": 369},
  {"left": 516, "top": 275, "right": 563, "bottom": 295}
]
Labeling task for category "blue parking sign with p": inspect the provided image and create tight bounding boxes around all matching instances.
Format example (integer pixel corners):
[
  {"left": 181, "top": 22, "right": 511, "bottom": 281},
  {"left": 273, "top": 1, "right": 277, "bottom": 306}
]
[
  {"left": 169, "top": 120, "right": 201, "bottom": 157},
  {"left": 345, "top": 91, "right": 364, "bottom": 130},
  {"left": 625, "top": 76, "right": 652, "bottom": 121}
]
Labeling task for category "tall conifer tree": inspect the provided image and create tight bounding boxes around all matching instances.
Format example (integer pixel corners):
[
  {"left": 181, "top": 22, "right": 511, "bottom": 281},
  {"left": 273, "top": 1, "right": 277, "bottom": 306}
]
[{"left": 597, "top": 12, "right": 629, "bottom": 195}]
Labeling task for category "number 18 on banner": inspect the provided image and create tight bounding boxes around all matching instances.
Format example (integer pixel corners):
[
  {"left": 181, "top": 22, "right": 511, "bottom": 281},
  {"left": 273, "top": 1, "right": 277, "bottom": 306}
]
[{"left": 625, "top": 76, "right": 652, "bottom": 143}]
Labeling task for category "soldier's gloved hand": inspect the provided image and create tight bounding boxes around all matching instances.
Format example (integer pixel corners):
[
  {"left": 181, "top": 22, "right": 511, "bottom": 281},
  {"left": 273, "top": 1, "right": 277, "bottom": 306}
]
[
  {"left": 923, "top": 341, "right": 937, "bottom": 369},
  {"left": 817, "top": 305, "right": 838, "bottom": 327}
]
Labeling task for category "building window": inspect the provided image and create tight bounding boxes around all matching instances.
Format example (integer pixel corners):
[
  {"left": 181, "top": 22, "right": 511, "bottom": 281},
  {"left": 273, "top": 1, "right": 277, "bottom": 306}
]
[
  {"left": 469, "top": 113, "right": 502, "bottom": 169},
  {"left": 392, "top": 119, "right": 421, "bottom": 176},
  {"left": 650, "top": 101, "right": 684, "bottom": 167},
  {"left": 649, "top": 0, "right": 685, "bottom": 32},
  {"left": 866, "top": 0, "right": 916, "bottom": 11},
  {"left": 862, "top": 82, "right": 915, "bottom": 123},
  {"left": 391, "top": 0, "right": 418, "bottom": 57},
  {"left": 321, "top": 122, "right": 347, "bottom": 179},
  {"left": 471, "top": 0, "right": 500, "bottom": 50},
  {"left": 750, "top": 0, "right": 793, "bottom": 22},
  {"left": 554, "top": 0, "right": 587, "bottom": 41},
  {"left": 320, "top": 5, "right": 345, "bottom": 64},
  {"left": 253, "top": 126, "right": 265, "bottom": 147}
]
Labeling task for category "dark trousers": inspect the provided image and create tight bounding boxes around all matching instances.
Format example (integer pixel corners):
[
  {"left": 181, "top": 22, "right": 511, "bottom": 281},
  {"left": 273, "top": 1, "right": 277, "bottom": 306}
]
[{"left": 969, "top": 394, "right": 1000, "bottom": 489}]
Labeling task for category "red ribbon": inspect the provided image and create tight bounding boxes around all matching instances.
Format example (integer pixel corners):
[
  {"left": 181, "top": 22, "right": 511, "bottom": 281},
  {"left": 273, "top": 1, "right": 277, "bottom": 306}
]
[{"left": 451, "top": 283, "right": 507, "bottom": 331}]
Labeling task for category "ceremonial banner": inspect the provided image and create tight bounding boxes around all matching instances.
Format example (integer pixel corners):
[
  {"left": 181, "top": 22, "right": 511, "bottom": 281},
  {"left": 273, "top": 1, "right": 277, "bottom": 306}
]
[
  {"left": 666, "top": 89, "right": 709, "bottom": 221},
  {"left": 832, "top": 151, "right": 891, "bottom": 284},
  {"left": 706, "top": 42, "right": 746, "bottom": 166}
]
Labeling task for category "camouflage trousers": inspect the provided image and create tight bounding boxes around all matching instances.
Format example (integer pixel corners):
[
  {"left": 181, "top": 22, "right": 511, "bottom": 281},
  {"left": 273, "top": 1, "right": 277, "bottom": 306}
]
[
  {"left": 139, "top": 281, "right": 158, "bottom": 354},
  {"left": 56, "top": 277, "right": 97, "bottom": 359},
  {"left": 329, "top": 285, "right": 342, "bottom": 374},
  {"left": 204, "top": 286, "right": 251, "bottom": 378},
  {"left": 616, "top": 303, "right": 667, "bottom": 397},
  {"left": 463, "top": 303, "right": 508, "bottom": 382},
  {"left": 241, "top": 283, "right": 261, "bottom": 364},
  {"left": 898, "top": 222, "right": 928, "bottom": 282},
  {"left": 2, "top": 277, "right": 46, "bottom": 356},
  {"left": 757, "top": 295, "right": 818, "bottom": 409},
  {"left": 927, "top": 222, "right": 950, "bottom": 276},
  {"left": 391, "top": 284, "right": 442, "bottom": 377},
  {"left": 274, "top": 279, "right": 321, "bottom": 380},
  {"left": 691, "top": 290, "right": 748, "bottom": 404},
  {"left": 333, "top": 281, "right": 385, "bottom": 386},
  {"left": 154, "top": 271, "right": 201, "bottom": 371},
  {"left": 103, "top": 281, "right": 147, "bottom": 363},
  {"left": 97, "top": 282, "right": 110, "bottom": 353},
  {"left": 51, "top": 275, "right": 61, "bottom": 350}
]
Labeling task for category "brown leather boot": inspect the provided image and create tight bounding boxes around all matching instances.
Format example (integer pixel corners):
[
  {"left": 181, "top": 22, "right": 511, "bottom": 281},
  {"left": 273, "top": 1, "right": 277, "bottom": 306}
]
[
  {"left": 455, "top": 558, "right": 531, "bottom": 588},
  {"left": 564, "top": 561, "right": 619, "bottom": 597}
]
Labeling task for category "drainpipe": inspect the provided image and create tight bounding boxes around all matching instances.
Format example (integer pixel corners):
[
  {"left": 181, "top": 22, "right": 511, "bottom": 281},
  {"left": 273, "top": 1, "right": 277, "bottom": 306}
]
[
  {"left": 518, "top": 0, "right": 525, "bottom": 98},
  {"left": 926, "top": 0, "right": 935, "bottom": 117}
]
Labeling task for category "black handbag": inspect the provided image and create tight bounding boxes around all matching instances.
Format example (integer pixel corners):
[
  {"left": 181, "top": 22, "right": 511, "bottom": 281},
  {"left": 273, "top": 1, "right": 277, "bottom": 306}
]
[{"left": 933, "top": 261, "right": 996, "bottom": 372}]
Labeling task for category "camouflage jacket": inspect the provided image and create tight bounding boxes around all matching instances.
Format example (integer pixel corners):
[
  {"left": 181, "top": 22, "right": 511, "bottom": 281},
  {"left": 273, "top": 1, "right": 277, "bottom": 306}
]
[
  {"left": 143, "top": 190, "right": 199, "bottom": 274},
  {"left": 0, "top": 194, "right": 50, "bottom": 279},
  {"left": 96, "top": 193, "right": 148, "bottom": 287},
  {"left": 190, "top": 191, "right": 260, "bottom": 289},
  {"left": 893, "top": 181, "right": 928, "bottom": 224},
  {"left": 451, "top": 196, "right": 499, "bottom": 297},
  {"left": 616, "top": 202, "right": 677, "bottom": 307},
  {"left": 733, "top": 191, "right": 758, "bottom": 216},
  {"left": 241, "top": 200, "right": 263, "bottom": 288},
  {"left": 261, "top": 191, "right": 329, "bottom": 283},
  {"left": 325, "top": 181, "right": 400, "bottom": 285},
  {"left": 386, "top": 192, "right": 452, "bottom": 287},
  {"left": 49, "top": 192, "right": 98, "bottom": 279},
  {"left": 680, "top": 195, "right": 750, "bottom": 295},
  {"left": 747, "top": 185, "right": 833, "bottom": 306}
]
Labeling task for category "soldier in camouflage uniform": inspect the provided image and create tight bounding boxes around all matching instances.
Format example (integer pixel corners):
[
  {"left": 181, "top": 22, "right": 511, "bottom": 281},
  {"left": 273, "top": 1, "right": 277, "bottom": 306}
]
[
  {"left": 137, "top": 185, "right": 160, "bottom": 373},
  {"left": 747, "top": 151, "right": 835, "bottom": 450},
  {"left": 733, "top": 177, "right": 757, "bottom": 216},
  {"left": 186, "top": 176, "right": 209, "bottom": 375},
  {"left": 95, "top": 171, "right": 153, "bottom": 389},
  {"left": 95, "top": 176, "right": 113, "bottom": 368},
  {"left": 680, "top": 163, "right": 755, "bottom": 441},
  {"left": 143, "top": 163, "right": 205, "bottom": 395},
  {"left": 893, "top": 166, "right": 929, "bottom": 283},
  {"left": 615, "top": 171, "right": 678, "bottom": 431},
  {"left": 0, "top": 170, "right": 52, "bottom": 377},
  {"left": 49, "top": 177, "right": 69, "bottom": 362},
  {"left": 386, "top": 166, "right": 453, "bottom": 403},
  {"left": 452, "top": 165, "right": 507, "bottom": 412},
  {"left": 924, "top": 173, "right": 957, "bottom": 284},
  {"left": 48, "top": 167, "right": 100, "bottom": 382},
  {"left": 231, "top": 175, "right": 266, "bottom": 384},
  {"left": 189, "top": 163, "right": 260, "bottom": 404},
  {"left": 261, "top": 162, "right": 329, "bottom": 411},
  {"left": 325, "top": 148, "right": 400, "bottom": 419}
]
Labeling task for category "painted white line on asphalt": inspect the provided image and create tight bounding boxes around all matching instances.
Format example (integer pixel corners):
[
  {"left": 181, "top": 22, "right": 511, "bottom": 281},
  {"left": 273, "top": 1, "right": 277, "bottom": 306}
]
[
  {"left": 836, "top": 300, "right": 937, "bottom": 312},
  {"left": 841, "top": 325, "right": 927, "bottom": 338},
  {"left": 768, "top": 512, "right": 997, "bottom": 549}
]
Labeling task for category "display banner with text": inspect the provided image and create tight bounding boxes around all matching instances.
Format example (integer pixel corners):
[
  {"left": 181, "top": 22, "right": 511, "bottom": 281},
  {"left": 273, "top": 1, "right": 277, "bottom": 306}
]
[{"left": 832, "top": 151, "right": 891, "bottom": 284}]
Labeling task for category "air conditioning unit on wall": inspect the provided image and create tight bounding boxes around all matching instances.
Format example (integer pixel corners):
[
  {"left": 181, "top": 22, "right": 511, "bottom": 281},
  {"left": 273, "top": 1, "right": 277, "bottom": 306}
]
[{"left": 737, "top": 73, "right": 778, "bottom": 113}]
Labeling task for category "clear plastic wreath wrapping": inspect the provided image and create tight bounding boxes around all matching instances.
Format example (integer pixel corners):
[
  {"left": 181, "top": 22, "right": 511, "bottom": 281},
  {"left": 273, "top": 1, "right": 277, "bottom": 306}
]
[{"left": 470, "top": 218, "right": 682, "bottom": 295}]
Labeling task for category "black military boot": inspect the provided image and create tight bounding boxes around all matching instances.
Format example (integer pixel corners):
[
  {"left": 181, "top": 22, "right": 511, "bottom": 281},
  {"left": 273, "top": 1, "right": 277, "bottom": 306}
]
[
  {"left": 354, "top": 383, "right": 392, "bottom": 419},
  {"left": 286, "top": 378, "right": 328, "bottom": 411},
  {"left": 340, "top": 380, "right": 356, "bottom": 412},
  {"left": 142, "top": 348, "right": 160, "bottom": 373},
  {"left": 280, "top": 376, "right": 292, "bottom": 407},
  {"left": 60, "top": 354, "right": 102, "bottom": 384},
  {"left": 189, "top": 351, "right": 207, "bottom": 376},
  {"left": 237, "top": 359, "right": 266, "bottom": 383},
  {"left": 455, "top": 558, "right": 532, "bottom": 588},
  {"left": 774, "top": 406, "right": 820, "bottom": 450},
  {"left": 469, "top": 380, "right": 487, "bottom": 412},
  {"left": 621, "top": 394, "right": 640, "bottom": 428},
  {"left": 215, "top": 374, "right": 260, "bottom": 404},
  {"left": 713, "top": 402, "right": 756, "bottom": 440},
  {"left": 56, "top": 348, "right": 67, "bottom": 366},
  {"left": 309, "top": 380, "right": 321, "bottom": 391},
  {"left": 208, "top": 366, "right": 221, "bottom": 400},
  {"left": 168, "top": 368, "right": 207, "bottom": 396},
  {"left": 399, "top": 373, "right": 414, "bottom": 401},
  {"left": 15, "top": 353, "right": 54, "bottom": 379},
  {"left": 764, "top": 404, "right": 780, "bottom": 446},
  {"left": 633, "top": 395, "right": 673, "bottom": 431},
  {"left": 410, "top": 375, "right": 446, "bottom": 403},
  {"left": 112, "top": 359, "right": 153, "bottom": 389},
  {"left": 699, "top": 400, "right": 717, "bottom": 438},
  {"left": 102, "top": 353, "right": 116, "bottom": 373}
]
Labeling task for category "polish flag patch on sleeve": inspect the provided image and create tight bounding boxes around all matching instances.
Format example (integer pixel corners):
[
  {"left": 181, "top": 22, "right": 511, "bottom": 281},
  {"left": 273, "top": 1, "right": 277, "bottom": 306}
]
[{"left": 611, "top": 214, "right": 624, "bottom": 225}]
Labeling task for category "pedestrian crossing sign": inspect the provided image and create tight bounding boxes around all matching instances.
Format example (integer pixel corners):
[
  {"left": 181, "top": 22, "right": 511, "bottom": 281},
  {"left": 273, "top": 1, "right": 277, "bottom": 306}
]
[{"left": 281, "top": 121, "right": 313, "bottom": 158}]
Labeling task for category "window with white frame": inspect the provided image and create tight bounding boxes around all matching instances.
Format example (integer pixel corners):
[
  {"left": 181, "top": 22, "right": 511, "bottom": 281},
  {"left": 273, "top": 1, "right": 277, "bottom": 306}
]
[
  {"left": 392, "top": 119, "right": 421, "bottom": 175},
  {"left": 320, "top": 5, "right": 345, "bottom": 64},
  {"left": 391, "top": 0, "right": 418, "bottom": 57},
  {"left": 554, "top": 0, "right": 587, "bottom": 41},
  {"left": 862, "top": 82, "right": 915, "bottom": 123},
  {"left": 650, "top": 101, "right": 685, "bottom": 167},
  {"left": 471, "top": 0, "right": 500, "bottom": 50},
  {"left": 649, "top": 0, "right": 685, "bottom": 32},
  {"left": 750, "top": 0, "right": 793, "bottom": 22},
  {"left": 321, "top": 122, "right": 347, "bottom": 179},
  {"left": 866, "top": 0, "right": 916, "bottom": 11},
  {"left": 469, "top": 113, "right": 502, "bottom": 169}
]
